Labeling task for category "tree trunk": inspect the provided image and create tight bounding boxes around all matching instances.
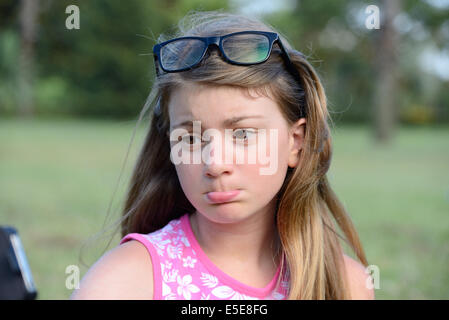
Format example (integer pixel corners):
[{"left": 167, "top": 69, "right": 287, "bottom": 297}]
[
  {"left": 18, "top": 0, "right": 39, "bottom": 117},
  {"left": 373, "top": 0, "right": 401, "bottom": 143}
]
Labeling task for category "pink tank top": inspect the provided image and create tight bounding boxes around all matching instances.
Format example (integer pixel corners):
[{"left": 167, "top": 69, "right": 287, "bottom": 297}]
[{"left": 119, "top": 213, "right": 289, "bottom": 300}]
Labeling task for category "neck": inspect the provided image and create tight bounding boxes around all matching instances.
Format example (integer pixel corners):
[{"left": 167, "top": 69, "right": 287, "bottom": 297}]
[{"left": 189, "top": 204, "right": 281, "bottom": 270}]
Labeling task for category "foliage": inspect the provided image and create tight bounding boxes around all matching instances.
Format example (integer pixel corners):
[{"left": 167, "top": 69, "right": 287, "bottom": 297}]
[
  {"left": 262, "top": 0, "right": 449, "bottom": 124},
  {"left": 0, "top": 0, "right": 229, "bottom": 119},
  {"left": 0, "top": 0, "right": 448, "bottom": 123}
]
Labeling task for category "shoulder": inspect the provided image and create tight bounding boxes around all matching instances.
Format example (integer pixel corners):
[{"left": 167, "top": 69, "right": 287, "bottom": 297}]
[
  {"left": 70, "top": 239, "right": 154, "bottom": 300},
  {"left": 342, "top": 254, "right": 375, "bottom": 300}
]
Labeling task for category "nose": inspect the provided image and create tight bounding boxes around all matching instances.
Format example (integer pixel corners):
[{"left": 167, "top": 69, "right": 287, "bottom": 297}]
[{"left": 203, "top": 135, "right": 233, "bottom": 178}]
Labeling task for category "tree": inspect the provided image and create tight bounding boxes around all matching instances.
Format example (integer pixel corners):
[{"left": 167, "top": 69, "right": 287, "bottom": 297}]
[
  {"left": 373, "top": 0, "right": 401, "bottom": 143},
  {"left": 18, "top": 0, "right": 39, "bottom": 117},
  {"left": 261, "top": 0, "right": 448, "bottom": 142}
]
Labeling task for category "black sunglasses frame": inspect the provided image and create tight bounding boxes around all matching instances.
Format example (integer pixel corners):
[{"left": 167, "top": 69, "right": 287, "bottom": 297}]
[{"left": 152, "top": 31, "right": 306, "bottom": 118}]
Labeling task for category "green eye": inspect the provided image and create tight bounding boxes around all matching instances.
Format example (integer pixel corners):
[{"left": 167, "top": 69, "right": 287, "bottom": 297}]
[
  {"left": 181, "top": 134, "right": 202, "bottom": 145},
  {"left": 233, "top": 129, "right": 256, "bottom": 141}
]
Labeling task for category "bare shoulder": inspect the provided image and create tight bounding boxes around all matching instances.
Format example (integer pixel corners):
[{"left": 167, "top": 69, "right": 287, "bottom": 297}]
[
  {"left": 70, "top": 240, "right": 154, "bottom": 300},
  {"left": 343, "top": 254, "right": 375, "bottom": 300}
]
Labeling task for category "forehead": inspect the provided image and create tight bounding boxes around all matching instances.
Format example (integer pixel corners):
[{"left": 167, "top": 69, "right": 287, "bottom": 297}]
[{"left": 168, "top": 83, "right": 280, "bottom": 125}]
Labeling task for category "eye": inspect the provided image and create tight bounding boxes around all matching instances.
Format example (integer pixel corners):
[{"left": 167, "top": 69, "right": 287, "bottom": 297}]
[
  {"left": 233, "top": 128, "right": 257, "bottom": 143},
  {"left": 181, "top": 133, "right": 202, "bottom": 146}
]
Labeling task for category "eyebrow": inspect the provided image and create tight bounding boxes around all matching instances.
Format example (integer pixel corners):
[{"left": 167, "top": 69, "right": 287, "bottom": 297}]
[{"left": 171, "top": 115, "right": 266, "bottom": 129}]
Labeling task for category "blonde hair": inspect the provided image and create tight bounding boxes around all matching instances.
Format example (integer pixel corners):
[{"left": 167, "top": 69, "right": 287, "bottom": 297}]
[{"left": 120, "top": 10, "right": 369, "bottom": 299}]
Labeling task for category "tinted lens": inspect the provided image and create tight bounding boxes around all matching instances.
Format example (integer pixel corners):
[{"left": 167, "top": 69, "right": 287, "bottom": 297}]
[
  {"left": 160, "top": 39, "right": 206, "bottom": 71},
  {"left": 222, "top": 33, "right": 270, "bottom": 64}
]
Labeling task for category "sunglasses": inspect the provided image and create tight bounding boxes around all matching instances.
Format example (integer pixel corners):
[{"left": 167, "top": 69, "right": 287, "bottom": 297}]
[{"left": 152, "top": 31, "right": 306, "bottom": 117}]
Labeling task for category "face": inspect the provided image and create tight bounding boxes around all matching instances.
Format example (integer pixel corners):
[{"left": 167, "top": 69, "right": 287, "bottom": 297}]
[{"left": 168, "top": 82, "right": 305, "bottom": 225}]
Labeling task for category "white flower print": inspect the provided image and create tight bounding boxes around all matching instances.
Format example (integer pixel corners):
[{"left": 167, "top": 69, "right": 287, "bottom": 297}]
[
  {"left": 211, "top": 285, "right": 235, "bottom": 299},
  {"left": 147, "top": 233, "right": 167, "bottom": 245},
  {"left": 167, "top": 244, "right": 183, "bottom": 259},
  {"left": 162, "top": 282, "right": 173, "bottom": 297},
  {"left": 181, "top": 235, "right": 190, "bottom": 247},
  {"left": 172, "top": 235, "right": 180, "bottom": 246},
  {"left": 177, "top": 275, "right": 200, "bottom": 299},
  {"left": 200, "top": 293, "right": 210, "bottom": 300},
  {"left": 271, "top": 292, "right": 285, "bottom": 300},
  {"left": 154, "top": 247, "right": 164, "bottom": 257},
  {"left": 232, "top": 293, "right": 258, "bottom": 300},
  {"left": 164, "top": 260, "right": 172, "bottom": 270},
  {"left": 165, "top": 293, "right": 177, "bottom": 300},
  {"left": 163, "top": 267, "right": 179, "bottom": 283},
  {"left": 162, "top": 279, "right": 178, "bottom": 300},
  {"left": 211, "top": 285, "right": 257, "bottom": 300},
  {"left": 150, "top": 237, "right": 171, "bottom": 256},
  {"left": 163, "top": 224, "right": 174, "bottom": 234},
  {"left": 200, "top": 272, "right": 218, "bottom": 288},
  {"left": 182, "top": 256, "right": 197, "bottom": 268}
]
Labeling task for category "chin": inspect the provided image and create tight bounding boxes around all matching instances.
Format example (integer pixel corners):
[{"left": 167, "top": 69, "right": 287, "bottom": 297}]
[{"left": 197, "top": 203, "right": 251, "bottom": 224}]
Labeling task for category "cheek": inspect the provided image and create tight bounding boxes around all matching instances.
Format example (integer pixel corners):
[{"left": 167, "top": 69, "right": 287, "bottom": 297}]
[
  {"left": 175, "top": 164, "right": 203, "bottom": 196},
  {"left": 237, "top": 130, "right": 290, "bottom": 193}
]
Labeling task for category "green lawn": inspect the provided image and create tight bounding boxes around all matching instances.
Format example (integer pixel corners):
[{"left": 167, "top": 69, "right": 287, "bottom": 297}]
[{"left": 0, "top": 118, "right": 448, "bottom": 299}]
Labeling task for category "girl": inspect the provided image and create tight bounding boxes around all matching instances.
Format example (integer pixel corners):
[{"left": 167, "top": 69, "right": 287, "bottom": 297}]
[{"left": 71, "top": 10, "right": 374, "bottom": 300}]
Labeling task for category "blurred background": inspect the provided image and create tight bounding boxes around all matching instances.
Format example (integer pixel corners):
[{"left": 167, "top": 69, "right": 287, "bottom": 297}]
[{"left": 0, "top": 0, "right": 448, "bottom": 299}]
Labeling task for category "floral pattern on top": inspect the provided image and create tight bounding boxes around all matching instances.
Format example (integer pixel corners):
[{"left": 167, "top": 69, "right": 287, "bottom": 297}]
[{"left": 120, "top": 213, "right": 290, "bottom": 300}]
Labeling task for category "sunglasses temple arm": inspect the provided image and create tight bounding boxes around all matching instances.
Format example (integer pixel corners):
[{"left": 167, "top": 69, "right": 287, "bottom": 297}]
[
  {"left": 153, "top": 54, "right": 161, "bottom": 77},
  {"left": 276, "top": 40, "right": 307, "bottom": 118},
  {"left": 276, "top": 40, "right": 303, "bottom": 85}
]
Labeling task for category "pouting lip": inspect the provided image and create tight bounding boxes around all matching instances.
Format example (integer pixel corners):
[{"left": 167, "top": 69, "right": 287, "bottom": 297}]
[
  {"left": 205, "top": 189, "right": 241, "bottom": 204},
  {"left": 203, "top": 188, "right": 242, "bottom": 194}
]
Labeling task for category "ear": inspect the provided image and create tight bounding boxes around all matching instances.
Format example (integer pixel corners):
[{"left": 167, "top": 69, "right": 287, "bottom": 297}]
[{"left": 288, "top": 118, "right": 306, "bottom": 168}]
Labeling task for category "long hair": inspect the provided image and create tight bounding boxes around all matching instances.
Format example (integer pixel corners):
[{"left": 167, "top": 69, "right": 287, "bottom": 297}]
[{"left": 120, "top": 10, "right": 368, "bottom": 300}]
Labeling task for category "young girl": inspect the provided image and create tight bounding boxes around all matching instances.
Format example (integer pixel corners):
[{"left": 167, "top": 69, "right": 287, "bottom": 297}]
[{"left": 71, "top": 10, "right": 374, "bottom": 300}]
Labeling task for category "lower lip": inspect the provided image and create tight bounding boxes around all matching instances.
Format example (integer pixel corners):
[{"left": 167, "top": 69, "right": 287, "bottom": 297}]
[{"left": 206, "top": 190, "right": 240, "bottom": 204}]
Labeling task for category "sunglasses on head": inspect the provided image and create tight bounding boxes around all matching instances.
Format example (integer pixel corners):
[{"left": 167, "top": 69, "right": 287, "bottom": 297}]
[{"left": 152, "top": 31, "right": 306, "bottom": 118}]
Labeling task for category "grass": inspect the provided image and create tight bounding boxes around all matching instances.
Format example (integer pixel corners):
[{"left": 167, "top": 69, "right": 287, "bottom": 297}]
[{"left": 0, "top": 117, "right": 448, "bottom": 299}]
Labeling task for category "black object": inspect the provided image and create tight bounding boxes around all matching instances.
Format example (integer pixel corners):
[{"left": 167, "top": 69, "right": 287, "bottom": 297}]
[{"left": 0, "top": 226, "right": 37, "bottom": 300}]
